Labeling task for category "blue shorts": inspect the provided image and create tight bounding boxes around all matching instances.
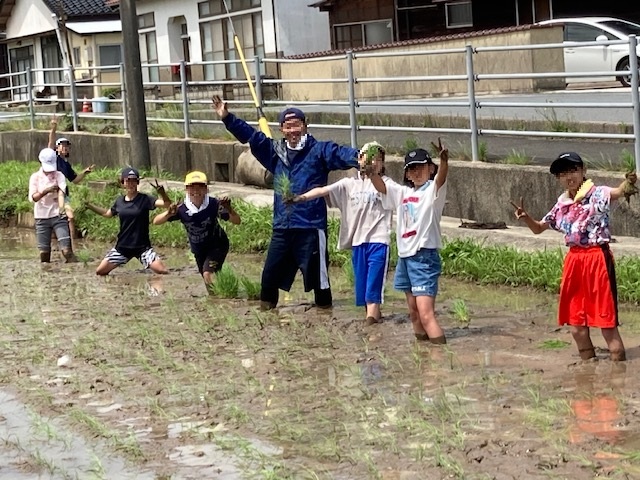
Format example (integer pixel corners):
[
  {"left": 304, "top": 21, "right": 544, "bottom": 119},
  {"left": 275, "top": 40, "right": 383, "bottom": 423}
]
[
  {"left": 394, "top": 248, "right": 442, "bottom": 297},
  {"left": 352, "top": 242, "right": 389, "bottom": 306}
]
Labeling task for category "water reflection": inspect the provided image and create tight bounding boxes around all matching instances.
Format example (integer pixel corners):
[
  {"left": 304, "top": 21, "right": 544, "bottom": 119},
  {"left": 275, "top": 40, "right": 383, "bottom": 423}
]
[{"left": 568, "top": 362, "right": 627, "bottom": 444}]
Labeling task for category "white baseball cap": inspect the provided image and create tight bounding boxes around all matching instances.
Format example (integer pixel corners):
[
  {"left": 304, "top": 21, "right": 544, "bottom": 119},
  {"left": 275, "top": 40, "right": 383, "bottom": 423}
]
[{"left": 38, "top": 148, "right": 57, "bottom": 173}]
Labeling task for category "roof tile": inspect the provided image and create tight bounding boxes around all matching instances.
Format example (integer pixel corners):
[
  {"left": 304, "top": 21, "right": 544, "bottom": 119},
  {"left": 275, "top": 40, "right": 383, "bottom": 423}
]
[{"left": 42, "top": 0, "right": 117, "bottom": 17}]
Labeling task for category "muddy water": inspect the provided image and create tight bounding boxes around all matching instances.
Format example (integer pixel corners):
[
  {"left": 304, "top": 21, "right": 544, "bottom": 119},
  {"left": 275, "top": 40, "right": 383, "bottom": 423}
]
[{"left": 2, "top": 228, "right": 640, "bottom": 479}]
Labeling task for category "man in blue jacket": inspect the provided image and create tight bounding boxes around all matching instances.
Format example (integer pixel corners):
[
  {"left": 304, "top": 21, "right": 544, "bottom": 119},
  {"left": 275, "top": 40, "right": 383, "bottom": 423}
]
[{"left": 212, "top": 95, "right": 359, "bottom": 310}]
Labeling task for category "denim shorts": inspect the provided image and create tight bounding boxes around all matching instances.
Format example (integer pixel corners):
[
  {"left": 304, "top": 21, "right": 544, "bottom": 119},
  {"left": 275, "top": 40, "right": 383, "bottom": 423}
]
[
  {"left": 35, "top": 217, "right": 71, "bottom": 252},
  {"left": 393, "top": 248, "right": 442, "bottom": 297}
]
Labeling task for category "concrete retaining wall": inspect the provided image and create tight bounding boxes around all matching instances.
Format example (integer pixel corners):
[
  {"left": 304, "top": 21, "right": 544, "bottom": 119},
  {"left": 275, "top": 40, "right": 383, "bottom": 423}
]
[
  {"left": 0, "top": 130, "right": 239, "bottom": 183},
  {"left": 329, "top": 159, "right": 640, "bottom": 238},
  {"left": 2, "top": 130, "right": 639, "bottom": 237}
]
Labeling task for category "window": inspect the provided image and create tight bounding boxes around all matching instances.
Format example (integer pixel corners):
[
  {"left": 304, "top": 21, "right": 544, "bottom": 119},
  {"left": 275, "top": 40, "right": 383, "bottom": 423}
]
[
  {"left": 41, "top": 35, "right": 63, "bottom": 84},
  {"left": 73, "top": 47, "right": 81, "bottom": 65},
  {"left": 198, "top": 0, "right": 259, "bottom": 18},
  {"left": 138, "top": 12, "right": 155, "bottom": 29},
  {"left": 98, "top": 44, "right": 122, "bottom": 69},
  {"left": 445, "top": 2, "right": 472, "bottom": 29},
  {"left": 564, "top": 24, "right": 611, "bottom": 42},
  {"left": 142, "top": 31, "right": 159, "bottom": 82},
  {"left": 396, "top": 3, "right": 437, "bottom": 40},
  {"left": 334, "top": 20, "right": 393, "bottom": 50},
  {"left": 200, "top": 11, "right": 264, "bottom": 80}
]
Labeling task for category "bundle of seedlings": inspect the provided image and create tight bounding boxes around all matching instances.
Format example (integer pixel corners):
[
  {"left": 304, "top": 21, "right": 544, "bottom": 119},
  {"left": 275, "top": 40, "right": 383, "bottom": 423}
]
[{"left": 274, "top": 173, "right": 294, "bottom": 204}]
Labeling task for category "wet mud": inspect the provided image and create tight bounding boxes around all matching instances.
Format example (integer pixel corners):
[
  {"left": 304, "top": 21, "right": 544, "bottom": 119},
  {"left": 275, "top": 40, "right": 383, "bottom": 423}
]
[{"left": 1, "top": 228, "right": 640, "bottom": 479}]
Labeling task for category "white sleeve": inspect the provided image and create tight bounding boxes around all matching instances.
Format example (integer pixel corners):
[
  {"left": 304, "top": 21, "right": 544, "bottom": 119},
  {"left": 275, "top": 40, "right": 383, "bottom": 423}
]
[
  {"left": 326, "top": 178, "right": 349, "bottom": 209},
  {"left": 433, "top": 180, "right": 447, "bottom": 213},
  {"left": 380, "top": 178, "right": 404, "bottom": 210},
  {"left": 57, "top": 172, "right": 67, "bottom": 193}
]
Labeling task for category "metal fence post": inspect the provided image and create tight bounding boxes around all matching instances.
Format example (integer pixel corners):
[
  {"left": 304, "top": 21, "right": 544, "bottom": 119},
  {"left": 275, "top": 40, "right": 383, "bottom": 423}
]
[
  {"left": 346, "top": 50, "right": 357, "bottom": 148},
  {"left": 254, "top": 55, "right": 263, "bottom": 109},
  {"left": 629, "top": 35, "right": 640, "bottom": 173},
  {"left": 465, "top": 44, "right": 479, "bottom": 162},
  {"left": 180, "top": 61, "right": 190, "bottom": 139},
  {"left": 120, "top": 63, "right": 129, "bottom": 134},
  {"left": 26, "top": 68, "right": 35, "bottom": 130},
  {"left": 68, "top": 65, "right": 78, "bottom": 132}
]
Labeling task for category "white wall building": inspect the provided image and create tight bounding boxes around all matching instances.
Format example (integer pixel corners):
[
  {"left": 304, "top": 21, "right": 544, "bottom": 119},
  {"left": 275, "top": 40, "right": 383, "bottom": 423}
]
[{"left": 135, "top": 0, "right": 330, "bottom": 83}]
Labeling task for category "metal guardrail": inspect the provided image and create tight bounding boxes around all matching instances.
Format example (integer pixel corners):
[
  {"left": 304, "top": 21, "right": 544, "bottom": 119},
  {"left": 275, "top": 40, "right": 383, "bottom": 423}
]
[{"left": 2, "top": 35, "right": 639, "bottom": 171}]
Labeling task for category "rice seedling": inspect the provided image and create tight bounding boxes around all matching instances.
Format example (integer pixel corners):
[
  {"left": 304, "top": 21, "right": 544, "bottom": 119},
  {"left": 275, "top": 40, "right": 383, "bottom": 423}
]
[
  {"left": 450, "top": 299, "right": 470, "bottom": 324},
  {"left": 621, "top": 149, "right": 636, "bottom": 172},
  {"left": 273, "top": 173, "right": 294, "bottom": 203},
  {"left": 538, "top": 339, "right": 571, "bottom": 349},
  {"left": 240, "top": 275, "right": 261, "bottom": 300},
  {"left": 210, "top": 264, "right": 240, "bottom": 298}
]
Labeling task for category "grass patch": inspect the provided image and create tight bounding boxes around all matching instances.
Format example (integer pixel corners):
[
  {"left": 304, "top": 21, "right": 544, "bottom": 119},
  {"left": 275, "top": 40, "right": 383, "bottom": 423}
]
[{"left": 501, "top": 149, "right": 530, "bottom": 165}]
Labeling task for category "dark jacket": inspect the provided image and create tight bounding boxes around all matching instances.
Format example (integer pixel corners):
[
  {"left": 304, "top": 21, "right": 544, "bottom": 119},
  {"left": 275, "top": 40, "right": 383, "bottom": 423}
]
[{"left": 223, "top": 113, "right": 359, "bottom": 230}]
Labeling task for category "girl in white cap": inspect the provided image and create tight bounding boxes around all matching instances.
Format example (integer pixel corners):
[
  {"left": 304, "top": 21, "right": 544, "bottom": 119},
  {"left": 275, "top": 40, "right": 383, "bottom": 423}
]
[
  {"left": 362, "top": 140, "right": 449, "bottom": 345},
  {"left": 291, "top": 142, "right": 393, "bottom": 325},
  {"left": 28, "top": 148, "right": 74, "bottom": 262}
]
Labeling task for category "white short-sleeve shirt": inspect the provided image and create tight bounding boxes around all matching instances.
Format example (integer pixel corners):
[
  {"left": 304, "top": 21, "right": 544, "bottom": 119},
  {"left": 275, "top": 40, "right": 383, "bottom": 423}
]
[{"left": 381, "top": 179, "right": 447, "bottom": 258}]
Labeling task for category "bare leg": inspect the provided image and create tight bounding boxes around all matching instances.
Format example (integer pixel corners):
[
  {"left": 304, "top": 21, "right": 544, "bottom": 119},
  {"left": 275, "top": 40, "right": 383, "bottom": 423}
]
[
  {"left": 601, "top": 327, "right": 626, "bottom": 361},
  {"left": 365, "top": 302, "right": 382, "bottom": 325},
  {"left": 570, "top": 325, "right": 596, "bottom": 360},
  {"left": 203, "top": 271, "right": 214, "bottom": 294},
  {"left": 148, "top": 258, "right": 168, "bottom": 275},
  {"left": 405, "top": 292, "right": 428, "bottom": 340},
  {"left": 96, "top": 259, "right": 119, "bottom": 276},
  {"left": 415, "top": 295, "right": 445, "bottom": 344}
]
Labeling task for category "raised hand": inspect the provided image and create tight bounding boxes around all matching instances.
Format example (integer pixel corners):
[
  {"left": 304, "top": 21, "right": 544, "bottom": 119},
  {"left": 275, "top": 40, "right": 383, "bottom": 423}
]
[
  {"left": 83, "top": 164, "right": 95, "bottom": 175},
  {"left": 219, "top": 196, "right": 231, "bottom": 210},
  {"left": 151, "top": 179, "right": 166, "bottom": 196},
  {"left": 50, "top": 114, "right": 58, "bottom": 129},
  {"left": 167, "top": 203, "right": 178, "bottom": 215},
  {"left": 510, "top": 197, "right": 528, "bottom": 220},
  {"left": 212, "top": 95, "right": 229, "bottom": 119},
  {"left": 430, "top": 137, "right": 448, "bottom": 163}
]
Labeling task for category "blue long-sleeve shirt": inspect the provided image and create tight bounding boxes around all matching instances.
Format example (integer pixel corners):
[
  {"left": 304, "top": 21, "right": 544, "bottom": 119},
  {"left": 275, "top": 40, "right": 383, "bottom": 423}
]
[{"left": 223, "top": 113, "right": 359, "bottom": 230}]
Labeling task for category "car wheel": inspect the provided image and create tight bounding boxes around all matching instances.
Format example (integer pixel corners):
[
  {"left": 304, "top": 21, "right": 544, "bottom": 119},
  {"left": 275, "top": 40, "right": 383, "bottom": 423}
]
[{"left": 616, "top": 57, "right": 640, "bottom": 87}]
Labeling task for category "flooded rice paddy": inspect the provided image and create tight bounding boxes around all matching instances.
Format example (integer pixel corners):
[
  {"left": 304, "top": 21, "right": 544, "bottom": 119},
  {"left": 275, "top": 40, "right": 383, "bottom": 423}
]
[{"left": 1, "top": 228, "right": 640, "bottom": 479}]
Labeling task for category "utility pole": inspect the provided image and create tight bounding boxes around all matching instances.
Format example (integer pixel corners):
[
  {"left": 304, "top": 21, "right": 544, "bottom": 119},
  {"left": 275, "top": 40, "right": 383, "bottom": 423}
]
[{"left": 120, "top": 0, "right": 151, "bottom": 169}]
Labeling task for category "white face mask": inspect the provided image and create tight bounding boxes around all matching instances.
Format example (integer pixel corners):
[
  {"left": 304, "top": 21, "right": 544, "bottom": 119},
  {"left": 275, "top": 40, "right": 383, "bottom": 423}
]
[{"left": 286, "top": 134, "right": 307, "bottom": 151}]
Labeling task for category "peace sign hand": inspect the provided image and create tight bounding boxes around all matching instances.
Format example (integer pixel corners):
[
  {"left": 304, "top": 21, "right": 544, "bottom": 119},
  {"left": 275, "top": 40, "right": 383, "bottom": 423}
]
[
  {"left": 430, "top": 137, "right": 448, "bottom": 163},
  {"left": 151, "top": 179, "right": 166, "bottom": 196},
  {"left": 510, "top": 197, "right": 528, "bottom": 220}
]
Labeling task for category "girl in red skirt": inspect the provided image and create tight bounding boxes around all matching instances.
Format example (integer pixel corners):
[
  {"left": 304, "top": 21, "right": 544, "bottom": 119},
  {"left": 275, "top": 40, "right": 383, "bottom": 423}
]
[{"left": 512, "top": 152, "right": 637, "bottom": 361}]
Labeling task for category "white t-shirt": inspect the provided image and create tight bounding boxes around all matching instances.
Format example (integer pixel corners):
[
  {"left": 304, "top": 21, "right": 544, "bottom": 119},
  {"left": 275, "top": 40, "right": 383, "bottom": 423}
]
[
  {"left": 28, "top": 169, "right": 67, "bottom": 219},
  {"left": 326, "top": 175, "right": 393, "bottom": 250},
  {"left": 381, "top": 179, "right": 447, "bottom": 258}
]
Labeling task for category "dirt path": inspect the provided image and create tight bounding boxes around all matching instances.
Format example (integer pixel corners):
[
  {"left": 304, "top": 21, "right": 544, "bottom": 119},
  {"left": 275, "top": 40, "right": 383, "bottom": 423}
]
[{"left": 1, "top": 232, "right": 640, "bottom": 479}]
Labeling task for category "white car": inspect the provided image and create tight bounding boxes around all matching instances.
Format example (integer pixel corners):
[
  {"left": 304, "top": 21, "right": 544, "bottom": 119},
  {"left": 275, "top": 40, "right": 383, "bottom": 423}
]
[{"left": 536, "top": 17, "right": 640, "bottom": 87}]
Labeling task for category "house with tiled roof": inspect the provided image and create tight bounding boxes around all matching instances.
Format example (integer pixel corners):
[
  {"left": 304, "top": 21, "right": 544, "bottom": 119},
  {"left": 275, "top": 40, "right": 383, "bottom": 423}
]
[
  {"left": 310, "top": 0, "right": 640, "bottom": 51},
  {"left": 0, "top": 0, "right": 120, "bottom": 101}
]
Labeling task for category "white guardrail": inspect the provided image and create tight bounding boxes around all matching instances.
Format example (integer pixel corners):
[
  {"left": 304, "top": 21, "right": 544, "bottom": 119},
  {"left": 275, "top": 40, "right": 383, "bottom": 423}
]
[{"left": 1, "top": 35, "right": 639, "bottom": 171}]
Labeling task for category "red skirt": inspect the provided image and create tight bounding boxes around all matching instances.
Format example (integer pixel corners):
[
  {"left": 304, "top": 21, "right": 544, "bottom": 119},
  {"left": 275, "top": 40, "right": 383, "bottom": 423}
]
[{"left": 558, "top": 245, "right": 618, "bottom": 328}]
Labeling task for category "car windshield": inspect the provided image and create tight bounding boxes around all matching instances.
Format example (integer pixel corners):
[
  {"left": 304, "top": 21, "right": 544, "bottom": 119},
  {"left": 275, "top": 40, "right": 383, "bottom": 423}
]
[{"left": 600, "top": 20, "right": 640, "bottom": 36}]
